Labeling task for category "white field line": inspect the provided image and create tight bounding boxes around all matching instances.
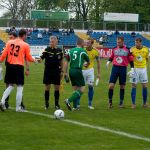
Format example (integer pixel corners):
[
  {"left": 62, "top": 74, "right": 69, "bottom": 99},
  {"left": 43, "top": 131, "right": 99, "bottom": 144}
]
[{"left": 12, "top": 108, "right": 150, "bottom": 143}]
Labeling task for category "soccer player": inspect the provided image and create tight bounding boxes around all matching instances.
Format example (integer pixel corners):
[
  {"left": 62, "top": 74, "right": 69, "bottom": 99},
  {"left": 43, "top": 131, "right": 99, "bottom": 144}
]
[
  {"left": 0, "top": 29, "right": 37, "bottom": 112},
  {"left": 64, "top": 38, "right": 90, "bottom": 111},
  {"left": 4, "top": 32, "right": 29, "bottom": 109},
  {"left": 106, "top": 36, "right": 134, "bottom": 108},
  {"left": 39, "top": 36, "right": 64, "bottom": 109},
  {"left": 129, "top": 38, "right": 149, "bottom": 108},
  {"left": 77, "top": 38, "right": 100, "bottom": 109}
]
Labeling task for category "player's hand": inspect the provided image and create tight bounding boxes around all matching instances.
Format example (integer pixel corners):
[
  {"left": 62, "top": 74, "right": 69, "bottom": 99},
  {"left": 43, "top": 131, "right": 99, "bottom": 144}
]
[
  {"left": 25, "top": 70, "right": 29, "bottom": 76},
  {"left": 35, "top": 58, "right": 41, "bottom": 63},
  {"left": 34, "top": 56, "right": 42, "bottom": 63},
  {"left": 127, "top": 68, "right": 135, "bottom": 78},
  {"left": 64, "top": 73, "right": 70, "bottom": 83},
  {"left": 106, "top": 61, "right": 111, "bottom": 69},
  {"left": 60, "top": 71, "right": 64, "bottom": 81}
]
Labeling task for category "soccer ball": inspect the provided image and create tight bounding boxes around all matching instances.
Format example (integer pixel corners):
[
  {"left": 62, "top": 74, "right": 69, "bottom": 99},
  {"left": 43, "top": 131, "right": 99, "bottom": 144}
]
[{"left": 54, "top": 109, "right": 65, "bottom": 119}]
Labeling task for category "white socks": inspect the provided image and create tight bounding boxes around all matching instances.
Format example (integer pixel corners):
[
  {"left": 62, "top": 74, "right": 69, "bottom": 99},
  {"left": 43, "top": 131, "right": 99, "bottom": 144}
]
[
  {"left": 16, "top": 86, "right": 23, "bottom": 111},
  {"left": 1, "top": 85, "right": 24, "bottom": 111},
  {"left": 1, "top": 85, "right": 14, "bottom": 105}
]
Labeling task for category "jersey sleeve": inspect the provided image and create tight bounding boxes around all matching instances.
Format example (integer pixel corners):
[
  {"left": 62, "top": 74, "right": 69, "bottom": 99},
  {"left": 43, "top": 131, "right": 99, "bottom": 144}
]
[
  {"left": 25, "top": 44, "right": 34, "bottom": 62},
  {"left": 0, "top": 43, "right": 9, "bottom": 62},
  {"left": 128, "top": 48, "right": 134, "bottom": 62},
  {"left": 40, "top": 48, "right": 47, "bottom": 60}
]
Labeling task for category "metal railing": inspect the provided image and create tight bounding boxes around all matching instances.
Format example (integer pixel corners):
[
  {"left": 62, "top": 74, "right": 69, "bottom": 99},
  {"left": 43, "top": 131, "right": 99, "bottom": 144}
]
[{"left": 0, "top": 19, "right": 150, "bottom": 32}]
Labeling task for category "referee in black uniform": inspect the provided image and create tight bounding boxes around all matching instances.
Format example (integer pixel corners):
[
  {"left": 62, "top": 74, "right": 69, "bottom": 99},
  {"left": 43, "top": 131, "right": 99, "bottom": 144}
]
[{"left": 40, "top": 36, "right": 64, "bottom": 109}]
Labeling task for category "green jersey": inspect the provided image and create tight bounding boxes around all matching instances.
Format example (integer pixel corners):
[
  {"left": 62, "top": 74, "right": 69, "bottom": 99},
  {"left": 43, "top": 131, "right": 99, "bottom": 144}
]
[{"left": 67, "top": 47, "right": 89, "bottom": 69}]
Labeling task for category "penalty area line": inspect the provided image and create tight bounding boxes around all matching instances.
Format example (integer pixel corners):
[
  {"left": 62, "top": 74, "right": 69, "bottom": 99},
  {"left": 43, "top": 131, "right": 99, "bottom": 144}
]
[{"left": 23, "top": 109, "right": 150, "bottom": 142}]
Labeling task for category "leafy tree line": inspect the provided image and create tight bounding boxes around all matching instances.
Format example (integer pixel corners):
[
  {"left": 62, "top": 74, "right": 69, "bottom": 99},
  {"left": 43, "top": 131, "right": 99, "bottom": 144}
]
[{"left": 0, "top": 0, "right": 150, "bottom": 23}]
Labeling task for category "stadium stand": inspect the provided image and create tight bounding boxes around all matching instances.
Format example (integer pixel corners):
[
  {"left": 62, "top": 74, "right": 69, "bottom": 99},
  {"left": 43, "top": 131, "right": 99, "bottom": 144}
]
[
  {"left": 0, "top": 29, "right": 150, "bottom": 50},
  {"left": 25, "top": 29, "right": 78, "bottom": 46},
  {"left": 89, "top": 31, "right": 150, "bottom": 48}
]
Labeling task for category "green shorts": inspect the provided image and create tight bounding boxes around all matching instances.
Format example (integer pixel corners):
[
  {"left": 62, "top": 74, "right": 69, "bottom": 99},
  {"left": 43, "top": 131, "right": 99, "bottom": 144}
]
[{"left": 69, "top": 68, "right": 85, "bottom": 87}]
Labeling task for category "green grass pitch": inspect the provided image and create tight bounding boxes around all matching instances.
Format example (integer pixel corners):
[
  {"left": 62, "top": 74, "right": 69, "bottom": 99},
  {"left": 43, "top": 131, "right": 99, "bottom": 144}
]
[{"left": 0, "top": 60, "right": 150, "bottom": 150}]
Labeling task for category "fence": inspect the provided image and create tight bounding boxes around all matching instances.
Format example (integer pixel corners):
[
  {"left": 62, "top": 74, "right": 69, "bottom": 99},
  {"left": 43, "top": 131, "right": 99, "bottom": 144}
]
[{"left": 0, "top": 19, "right": 150, "bottom": 32}]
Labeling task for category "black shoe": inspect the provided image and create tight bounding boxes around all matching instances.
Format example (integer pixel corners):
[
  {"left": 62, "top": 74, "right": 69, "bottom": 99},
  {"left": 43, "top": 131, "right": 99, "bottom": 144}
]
[
  {"left": 0, "top": 102, "right": 5, "bottom": 112},
  {"left": 5, "top": 101, "right": 9, "bottom": 109},
  {"left": 45, "top": 101, "right": 49, "bottom": 109},
  {"left": 21, "top": 102, "right": 25, "bottom": 110},
  {"left": 64, "top": 99, "right": 72, "bottom": 111}
]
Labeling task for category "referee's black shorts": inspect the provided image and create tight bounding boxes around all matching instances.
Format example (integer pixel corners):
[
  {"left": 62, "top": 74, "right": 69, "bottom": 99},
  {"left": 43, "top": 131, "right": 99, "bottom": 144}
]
[
  {"left": 5, "top": 64, "right": 24, "bottom": 85},
  {"left": 43, "top": 69, "right": 61, "bottom": 85}
]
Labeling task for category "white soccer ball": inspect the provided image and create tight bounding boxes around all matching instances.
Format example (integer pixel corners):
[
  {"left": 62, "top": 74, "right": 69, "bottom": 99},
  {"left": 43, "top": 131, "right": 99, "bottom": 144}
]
[{"left": 54, "top": 109, "right": 65, "bottom": 119}]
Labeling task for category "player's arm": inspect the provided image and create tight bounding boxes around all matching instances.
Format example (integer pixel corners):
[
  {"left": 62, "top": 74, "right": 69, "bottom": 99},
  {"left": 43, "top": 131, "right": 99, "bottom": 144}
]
[
  {"left": 63, "top": 50, "right": 71, "bottom": 82},
  {"left": 25, "top": 44, "right": 36, "bottom": 63},
  {"left": 25, "top": 60, "right": 30, "bottom": 76},
  {"left": 146, "top": 48, "right": 149, "bottom": 63},
  {"left": 0, "top": 43, "right": 9, "bottom": 62},
  {"left": 128, "top": 48, "right": 134, "bottom": 68},
  {"left": 127, "top": 48, "right": 135, "bottom": 76},
  {"left": 60, "top": 50, "right": 64, "bottom": 80},
  {"left": 94, "top": 49, "right": 100, "bottom": 79},
  {"left": 63, "top": 54, "right": 69, "bottom": 74},
  {"left": 96, "top": 56, "right": 100, "bottom": 79},
  {"left": 38, "top": 49, "right": 47, "bottom": 63},
  {"left": 106, "top": 48, "right": 114, "bottom": 68},
  {"left": 84, "top": 51, "right": 90, "bottom": 67}
]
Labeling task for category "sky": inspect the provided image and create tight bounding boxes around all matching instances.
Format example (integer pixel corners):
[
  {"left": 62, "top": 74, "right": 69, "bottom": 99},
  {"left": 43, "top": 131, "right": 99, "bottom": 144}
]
[{"left": 0, "top": 8, "right": 7, "bottom": 17}]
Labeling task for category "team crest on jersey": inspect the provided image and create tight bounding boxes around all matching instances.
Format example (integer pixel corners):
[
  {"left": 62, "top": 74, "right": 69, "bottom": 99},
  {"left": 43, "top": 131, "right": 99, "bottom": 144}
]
[
  {"left": 116, "top": 57, "right": 123, "bottom": 64},
  {"left": 136, "top": 55, "right": 143, "bottom": 62}
]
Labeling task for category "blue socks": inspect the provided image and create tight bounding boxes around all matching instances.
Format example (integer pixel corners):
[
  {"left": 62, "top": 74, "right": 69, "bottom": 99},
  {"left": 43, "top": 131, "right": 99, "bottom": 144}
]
[
  {"left": 142, "top": 87, "right": 147, "bottom": 105},
  {"left": 75, "top": 86, "right": 94, "bottom": 107},
  {"left": 131, "top": 87, "right": 147, "bottom": 105},
  {"left": 131, "top": 88, "right": 136, "bottom": 105},
  {"left": 88, "top": 86, "right": 94, "bottom": 106}
]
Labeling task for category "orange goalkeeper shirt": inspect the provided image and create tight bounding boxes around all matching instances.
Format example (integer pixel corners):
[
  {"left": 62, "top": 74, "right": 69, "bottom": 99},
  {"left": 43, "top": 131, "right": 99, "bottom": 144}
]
[{"left": 0, "top": 38, "right": 34, "bottom": 66}]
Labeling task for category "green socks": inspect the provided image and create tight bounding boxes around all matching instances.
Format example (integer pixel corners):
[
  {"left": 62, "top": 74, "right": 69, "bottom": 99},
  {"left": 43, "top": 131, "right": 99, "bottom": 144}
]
[{"left": 68, "top": 90, "right": 83, "bottom": 103}]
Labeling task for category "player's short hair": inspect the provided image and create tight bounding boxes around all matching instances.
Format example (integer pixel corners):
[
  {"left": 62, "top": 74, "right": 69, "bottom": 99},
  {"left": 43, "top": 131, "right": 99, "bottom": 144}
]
[
  {"left": 9, "top": 32, "right": 17, "bottom": 37},
  {"left": 117, "top": 36, "right": 124, "bottom": 41},
  {"left": 19, "top": 29, "right": 27, "bottom": 37},
  {"left": 50, "top": 36, "right": 58, "bottom": 41},
  {"left": 87, "top": 37, "right": 94, "bottom": 44},
  {"left": 77, "top": 38, "right": 84, "bottom": 45},
  {"left": 135, "top": 37, "right": 142, "bottom": 42}
]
